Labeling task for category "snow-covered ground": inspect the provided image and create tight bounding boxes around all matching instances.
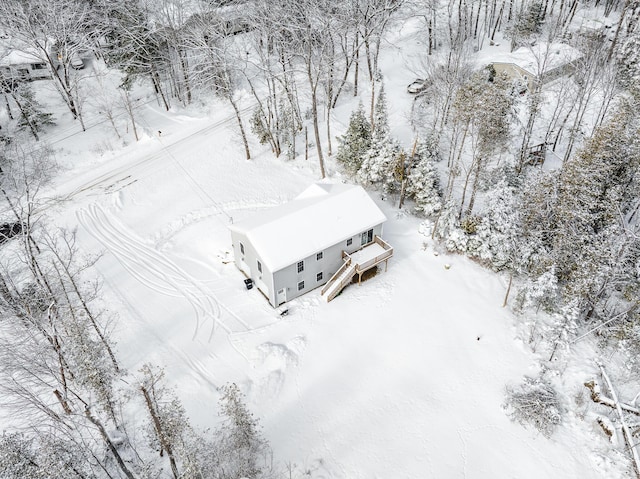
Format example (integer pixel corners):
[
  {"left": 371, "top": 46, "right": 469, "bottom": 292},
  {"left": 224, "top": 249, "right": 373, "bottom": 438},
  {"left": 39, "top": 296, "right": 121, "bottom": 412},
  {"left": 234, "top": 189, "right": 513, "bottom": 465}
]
[{"left": 30, "top": 15, "right": 627, "bottom": 479}]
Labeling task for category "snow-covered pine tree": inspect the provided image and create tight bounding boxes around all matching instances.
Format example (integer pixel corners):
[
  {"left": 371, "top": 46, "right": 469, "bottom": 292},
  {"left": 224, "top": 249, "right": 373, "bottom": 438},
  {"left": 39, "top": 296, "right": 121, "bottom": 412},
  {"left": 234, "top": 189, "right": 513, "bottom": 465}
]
[
  {"left": 553, "top": 101, "right": 640, "bottom": 305},
  {"left": 250, "top": 107, "right": 272, "bottom": 146},
  {"left": 336, "top": 102, "right": 371, "bottom": 174},
  {"left": 11, "top": 83, "right": 54, "bottom": 141},
  {"left": 406, "top": 137, "right": 442, "bottom": 216},
  {"left": 359, "top": 82, "right": 403, "bottom": 194},
  {"left": 371, "top": 81, "right": 389, "bottom": 139},
  {"left": 358, "top": 140, "right": 403, "bottom": 193},
  {"left": 506, "top": 0, "right": 544, "bottom": 51},
  {"left": 616, "top": 29, "right": 640, "bottom": 96}
]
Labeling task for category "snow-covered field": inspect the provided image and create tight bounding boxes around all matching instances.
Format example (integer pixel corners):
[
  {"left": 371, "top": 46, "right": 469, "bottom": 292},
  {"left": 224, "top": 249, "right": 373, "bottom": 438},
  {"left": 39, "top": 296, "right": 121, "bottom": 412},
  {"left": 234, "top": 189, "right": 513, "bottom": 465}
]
[{"left": 32, "top": 17, "right": 627, "bottom": 479}]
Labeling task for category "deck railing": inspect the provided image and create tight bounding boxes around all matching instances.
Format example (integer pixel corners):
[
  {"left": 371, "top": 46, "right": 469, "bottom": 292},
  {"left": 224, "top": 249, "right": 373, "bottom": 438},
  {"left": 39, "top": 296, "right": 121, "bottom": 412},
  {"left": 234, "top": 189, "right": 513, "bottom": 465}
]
[
  {"left": 322, "top": 236, "right": 394, "bottom": 298},
  {"left": 353, "top": 236, "right": 393, "bottom": 274}
]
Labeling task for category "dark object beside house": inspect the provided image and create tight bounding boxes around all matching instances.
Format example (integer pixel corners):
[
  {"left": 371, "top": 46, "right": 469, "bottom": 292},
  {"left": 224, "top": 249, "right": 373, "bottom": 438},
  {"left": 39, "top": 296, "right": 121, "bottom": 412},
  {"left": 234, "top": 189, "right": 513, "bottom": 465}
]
[
  {"left": 0, "top": 222, "right": 23, "bottom": 244},
  {"left": 244, "top": 278, "right": 253, "bottom": 290}
]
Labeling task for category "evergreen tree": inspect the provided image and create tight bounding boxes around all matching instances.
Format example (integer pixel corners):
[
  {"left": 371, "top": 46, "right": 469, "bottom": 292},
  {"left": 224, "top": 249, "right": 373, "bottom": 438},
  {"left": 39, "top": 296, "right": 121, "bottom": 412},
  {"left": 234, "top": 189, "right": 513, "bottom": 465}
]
[
  {"left": 506, "top": 0, "right": 544, "bottom": 51},
  {"left": 553, "top": 101, "right": 640, "bottom": 305},
  {"left": 12, "top": 83, "right": 54, "bottom": 141},
  {"left": 371, "top": 82, "right": 389, "bottom": 140},
  {"left": 336, "top": 102, "right": 371, "bottom": 174},
  {"left": 359, "top": 82, "right": 403, "bottom": 194},
  {"left": 406, "top": 137, "right": 442, "bottom": 216},
  {"left": 358, "top": 138, "right": 402, "bottom": 194},
  {"left": 617, "top": 31, "right": 640, "bottom": 97}
]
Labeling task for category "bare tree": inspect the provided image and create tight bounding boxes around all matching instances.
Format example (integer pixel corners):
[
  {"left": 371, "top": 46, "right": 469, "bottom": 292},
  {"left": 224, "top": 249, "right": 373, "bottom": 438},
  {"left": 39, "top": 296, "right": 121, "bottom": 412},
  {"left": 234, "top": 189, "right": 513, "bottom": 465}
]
[
  {"left": 0, "top": 0, "right": 100, "bottom": 128},
  {"left": 184, "top": 8, "right": 252, "bottom": 160}
]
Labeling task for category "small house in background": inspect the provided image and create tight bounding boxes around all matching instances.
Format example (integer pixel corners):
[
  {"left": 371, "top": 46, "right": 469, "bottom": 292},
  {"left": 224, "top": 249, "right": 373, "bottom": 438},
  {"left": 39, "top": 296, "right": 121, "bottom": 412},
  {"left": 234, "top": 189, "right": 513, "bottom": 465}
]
[
  {"left": 489, "top": 42, "right": 582, "bottom": 91},
  {"left": 0, "top": 49, "right": 49, "bottom": 83},
  {"left": 229, "top": 183, "right": 393, "bottom": 307}
]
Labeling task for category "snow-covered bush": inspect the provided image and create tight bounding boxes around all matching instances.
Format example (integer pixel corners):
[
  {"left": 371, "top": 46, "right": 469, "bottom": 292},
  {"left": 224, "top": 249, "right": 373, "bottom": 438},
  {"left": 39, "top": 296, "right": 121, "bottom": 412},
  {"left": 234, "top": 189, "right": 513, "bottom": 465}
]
[
  {"left": 516, "top": 268, "right": 560, "bottom": 313},
  {"left": 503, "top": 375, "right": 562, "bottom": 438},
  {"left": 432, "top": 201, "right": 488, "bottom": 258}
]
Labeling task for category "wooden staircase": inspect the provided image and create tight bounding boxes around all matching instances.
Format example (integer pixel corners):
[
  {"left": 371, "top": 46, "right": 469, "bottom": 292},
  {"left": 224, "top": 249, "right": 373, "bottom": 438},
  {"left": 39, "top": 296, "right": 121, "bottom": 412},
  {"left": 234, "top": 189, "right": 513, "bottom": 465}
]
[{"left": 321, "top": 236, "right": 393, "bottom": 302}]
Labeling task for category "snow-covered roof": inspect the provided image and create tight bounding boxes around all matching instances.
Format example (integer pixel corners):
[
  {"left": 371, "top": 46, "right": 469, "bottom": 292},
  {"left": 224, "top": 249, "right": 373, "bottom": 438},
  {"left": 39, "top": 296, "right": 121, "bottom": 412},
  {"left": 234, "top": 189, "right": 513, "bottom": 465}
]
[
  {"left": 0, "top": 49, "right": 44, "bottom": 67},
  {"left": 229, "top": 183, "right": 387, "bottom": 272},
  {"left": 487, "top": 42, "right": 581, "bottom": 76}
]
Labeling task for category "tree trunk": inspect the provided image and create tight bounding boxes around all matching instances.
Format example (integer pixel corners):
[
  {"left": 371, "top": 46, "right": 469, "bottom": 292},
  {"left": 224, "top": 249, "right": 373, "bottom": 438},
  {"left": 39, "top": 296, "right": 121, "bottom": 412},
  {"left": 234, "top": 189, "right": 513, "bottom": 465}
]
[
  {"left": 598, "top": 363, "right": 640, "bottom": 476},
  {"left": 178, "top": 49, "right": 192, "bottom": 104},
  {"left": 85, "top": 408, "right": 137, "bottom": 479},
  {"left": 399, "top": 139, "right": 418, "bottom": 208},
  {"left": 502, "top": 273, "right": 513, "bottom": 307},
  {"left": 354, "top": 38, "right": 360, "bottom": 95},
  {"left": 304, "top": 126, "right": 308, "bottom": 161},
  {"left": 491, "top": 0, "right": 506, "bottom": 40},
  {"left": 458, "top": 152, "right": 477, "bottom": 219},
  {"left": 10, "top": 92, "right": 40, "bottom": 141},
  {"left": 121, "top": 89, "right": 139, "bottom": 142},
  {"left": 310, "top": 85, "right": 326, "bottom": 178},
  {"left": 141, "top": 386, "right": 180, "bottom": 479},
  {"left": 4, "top": 93, "right": 13, "bottom": 119},
  {"left": 151, "top": 67, "right": 170, "bottom": 111},
  {"left": 56, "top": 256, "right": 119, "bottom": 372},
  {"left": 607, "top": 0, "right": 630, "bottom": 62},
  {"left": 465, "top": 156, "right": 483, "bottom": 216},
  {"left": 517, "top": 93, "right": 541, "bottom": 174},
  {"left": 229, "top": 95, "right": 251, "bottom": 160}
]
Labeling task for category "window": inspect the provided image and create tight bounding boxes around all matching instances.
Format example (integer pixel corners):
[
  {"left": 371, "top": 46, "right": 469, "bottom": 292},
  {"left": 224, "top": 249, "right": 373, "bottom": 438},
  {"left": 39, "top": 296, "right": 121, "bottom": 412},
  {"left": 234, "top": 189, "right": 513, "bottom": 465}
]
[
  {"left": 297, "top": 281, "right": 305, "bottom": 291},
  {"left": 257, "top": 260, "right": 262, "bottom": 273},
  {"left": 346, "top": 238, "right": 353, "bottom": 247},
  {"left": 316, "top": 251, "right": 323, "bottom": 261},
  {"left": 31, "top": 63, "right": 46, "bottom": 70},
  {"left": 297, "top": 260, "right": 304, "bottom": 273},
  {"left": 361, "top": 228, "right": 373, "bottom": 246},
  {"left": 316, "top": 272, "right": 323, "bottom": 282},
  {"left": 240, "top": 242, "right": 245, "bottom": 255}
]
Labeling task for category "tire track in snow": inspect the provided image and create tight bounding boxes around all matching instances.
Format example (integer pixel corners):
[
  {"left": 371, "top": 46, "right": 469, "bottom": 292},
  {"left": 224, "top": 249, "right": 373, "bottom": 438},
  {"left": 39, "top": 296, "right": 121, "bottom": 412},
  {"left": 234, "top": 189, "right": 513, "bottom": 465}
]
[
  {"left": 77, "top": 204, "right": 250, "bottom": 339},
  {"left": 99, "top": 269, "right": 225, "bottom": 391}
]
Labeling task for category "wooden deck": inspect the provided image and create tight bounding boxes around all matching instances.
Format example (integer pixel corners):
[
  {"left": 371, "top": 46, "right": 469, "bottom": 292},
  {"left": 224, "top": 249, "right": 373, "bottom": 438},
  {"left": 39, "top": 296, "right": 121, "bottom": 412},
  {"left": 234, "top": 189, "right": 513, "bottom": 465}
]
[{"left": 321, "top": 236, "right": 393, "bottom": 302}]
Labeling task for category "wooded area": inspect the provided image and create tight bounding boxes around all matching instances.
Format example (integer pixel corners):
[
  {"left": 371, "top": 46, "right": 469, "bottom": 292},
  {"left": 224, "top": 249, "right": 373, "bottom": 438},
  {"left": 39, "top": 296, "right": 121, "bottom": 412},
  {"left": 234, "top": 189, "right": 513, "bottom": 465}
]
[{"left": 1, "top": 0, "right": 639, "bottom": 476}]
